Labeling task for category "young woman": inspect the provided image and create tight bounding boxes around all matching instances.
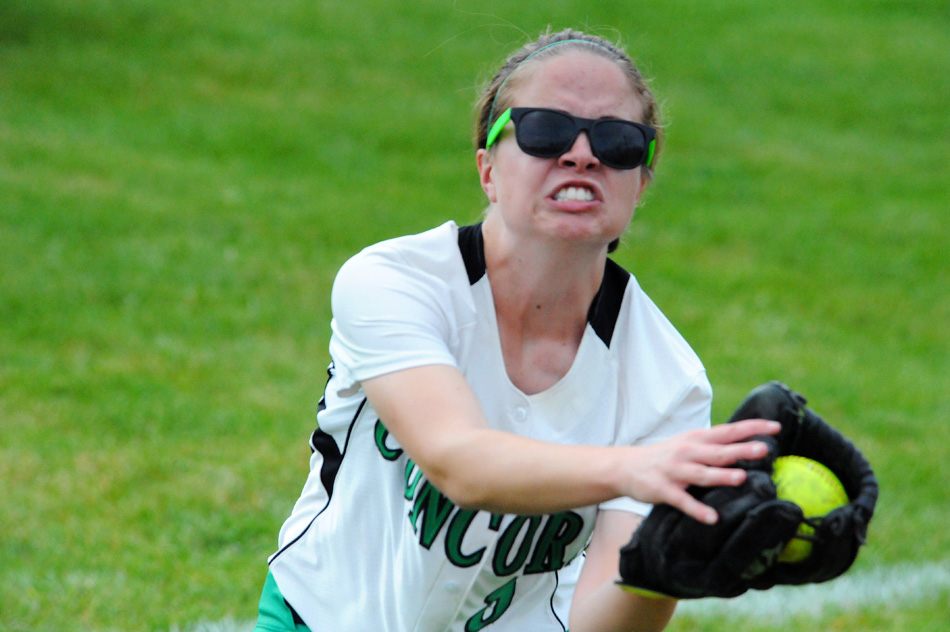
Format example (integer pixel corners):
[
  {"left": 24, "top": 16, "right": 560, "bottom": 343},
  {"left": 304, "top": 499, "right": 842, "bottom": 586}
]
[{"left": 254, "top": 29, "right": 778, "bottom": 632}]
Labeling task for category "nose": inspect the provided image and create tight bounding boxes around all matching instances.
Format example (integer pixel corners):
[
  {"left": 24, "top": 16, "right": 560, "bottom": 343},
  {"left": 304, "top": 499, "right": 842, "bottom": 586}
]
[{"left": 558, "top": 131, "right": 600, "bottom": 170}]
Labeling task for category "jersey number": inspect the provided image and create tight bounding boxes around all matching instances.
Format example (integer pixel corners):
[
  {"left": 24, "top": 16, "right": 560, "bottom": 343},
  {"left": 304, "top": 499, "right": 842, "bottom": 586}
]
[{"left": 465, "top": 578, "right": 516, "bottom": 632}]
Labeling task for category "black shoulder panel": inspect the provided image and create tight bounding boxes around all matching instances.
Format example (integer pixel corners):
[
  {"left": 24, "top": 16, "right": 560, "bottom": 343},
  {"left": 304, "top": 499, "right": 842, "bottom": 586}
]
[
  {"left": 457, "top": 223, "right": 487, "bottom": 285},
  {"left": 587, "top": 258, "right": 630, "bottom": 347}
]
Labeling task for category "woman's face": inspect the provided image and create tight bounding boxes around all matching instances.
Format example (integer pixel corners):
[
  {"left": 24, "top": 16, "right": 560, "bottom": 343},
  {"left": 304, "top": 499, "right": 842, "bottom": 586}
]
[{"left": 477, "top": 51, "right": 648, "bottom": 252}]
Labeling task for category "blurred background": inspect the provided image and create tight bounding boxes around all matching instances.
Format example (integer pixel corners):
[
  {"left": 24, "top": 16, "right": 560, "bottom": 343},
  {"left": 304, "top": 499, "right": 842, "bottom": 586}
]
[{"left": 1, "top": 1, "right": 947, "bottom": 630}]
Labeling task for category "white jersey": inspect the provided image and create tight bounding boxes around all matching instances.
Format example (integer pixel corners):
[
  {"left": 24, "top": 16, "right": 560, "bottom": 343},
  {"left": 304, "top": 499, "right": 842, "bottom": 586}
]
[{"left": 268, "top": 221, "right": 711, "bottom": 631}]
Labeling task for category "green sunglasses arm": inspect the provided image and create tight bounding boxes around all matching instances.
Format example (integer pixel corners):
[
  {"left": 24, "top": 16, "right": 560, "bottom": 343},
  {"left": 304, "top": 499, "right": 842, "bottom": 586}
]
[{"left": 485, "top": 108, "right": 513, "bottom": 150}]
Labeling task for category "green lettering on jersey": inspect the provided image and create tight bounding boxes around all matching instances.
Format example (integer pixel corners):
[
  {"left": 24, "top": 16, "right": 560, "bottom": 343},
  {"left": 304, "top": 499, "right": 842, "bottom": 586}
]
[
  {"left": 404, "top": 460, "right": 424, "bottom": 500},
  {"left": 445, "top": 509, "right": 486, "bottom": 568},
  {"left": 408, "top": 481, "right": 455, "bottom": 549},
  {"left": 465, "top": 578, "right": 517, "bottom": 632},
  {"left": 492, "top": 516, "right": 542, "bottom": 577},
  {"left": 374, "top": 420, "right": 403, "bottom": 461},
  {"left": 488, "top": 513, "right": 504, "bottom": 531},
  {"left": 525, "top": 511, "right": 584, "bottom": 574}
]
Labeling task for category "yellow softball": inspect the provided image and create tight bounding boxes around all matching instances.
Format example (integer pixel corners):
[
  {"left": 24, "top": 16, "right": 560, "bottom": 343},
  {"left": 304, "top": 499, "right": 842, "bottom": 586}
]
[{"left": 771, "top": 455, "right": 849, "bottom": 563}]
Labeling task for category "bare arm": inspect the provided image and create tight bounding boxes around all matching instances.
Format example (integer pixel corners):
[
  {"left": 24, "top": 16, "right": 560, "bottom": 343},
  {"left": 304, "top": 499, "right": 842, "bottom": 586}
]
[
  {"left": 570, "top": 511, "right": 676, "bottom": 632},
  {"left": 362, "top": 364, "right": 778, "bottom": 521}
]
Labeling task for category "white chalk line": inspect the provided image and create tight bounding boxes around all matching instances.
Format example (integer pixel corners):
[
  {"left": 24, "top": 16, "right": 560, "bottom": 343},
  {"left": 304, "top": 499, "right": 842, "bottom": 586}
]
[
  {"left": 173, "top": 561, "right": 950, "bottom": 631},
  {"left": 170, "top": 619, "right": 254, "bottom": 632},
  {"left": 678, "top": 560, "right": 950, "bottom": 621}
]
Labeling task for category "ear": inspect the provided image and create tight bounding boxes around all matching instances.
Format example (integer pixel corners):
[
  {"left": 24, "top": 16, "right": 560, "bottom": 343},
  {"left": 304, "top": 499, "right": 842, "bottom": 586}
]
[
  {"left": 630, "top": 172, "right": 649, "bottom": 211},
  {"left": 637, "top": 172, "right": 649, "bottom": 200},
  {"left": 476, "top": 148, "right": 498, "bottom": 203}
]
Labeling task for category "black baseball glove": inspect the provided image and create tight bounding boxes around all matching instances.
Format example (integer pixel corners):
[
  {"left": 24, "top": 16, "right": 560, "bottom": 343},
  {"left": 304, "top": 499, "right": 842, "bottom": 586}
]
[{"left": 618, "top": 382, "right": 878, "bottom": 599}]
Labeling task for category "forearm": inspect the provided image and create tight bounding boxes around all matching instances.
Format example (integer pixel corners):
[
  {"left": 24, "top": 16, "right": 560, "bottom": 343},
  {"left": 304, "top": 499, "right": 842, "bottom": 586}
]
[
  {"left": 570, "top": 582, "right": 676, "bottom": 632},
  {"left": 429, "top": 427, "right": 626, "bottom": 514},
  {"left": 365, "top": 366, "right": 627, "bottom": 515},
  {"left": 414, "top": 417, "right": 774, "bottom": 520},
  {"left": 571, "top": 510, "right": 677, "bottom": 632}
]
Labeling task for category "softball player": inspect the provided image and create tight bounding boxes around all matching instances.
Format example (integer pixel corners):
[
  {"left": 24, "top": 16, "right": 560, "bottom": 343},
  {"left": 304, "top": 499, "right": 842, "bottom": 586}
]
[{"left": 254, "top": 29, "right": 776, "bottom": 632}]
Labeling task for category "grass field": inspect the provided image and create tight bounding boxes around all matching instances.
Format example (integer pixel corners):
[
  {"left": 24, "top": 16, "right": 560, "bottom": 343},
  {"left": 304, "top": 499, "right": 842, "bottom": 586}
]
[{"left": 1, "top": 1, "right": 948, "bottom": 630}]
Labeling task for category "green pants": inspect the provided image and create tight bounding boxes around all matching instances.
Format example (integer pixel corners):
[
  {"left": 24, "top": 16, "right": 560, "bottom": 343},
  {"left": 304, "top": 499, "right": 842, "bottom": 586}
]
[{"left": 253, "top": 571, "right": 312, "bottom": 632}]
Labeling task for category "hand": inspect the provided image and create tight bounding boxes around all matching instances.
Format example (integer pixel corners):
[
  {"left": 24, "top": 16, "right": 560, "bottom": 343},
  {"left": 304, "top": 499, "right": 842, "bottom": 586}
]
[{"left": 623, "top": 419, "right": 781, "bottom": 524}]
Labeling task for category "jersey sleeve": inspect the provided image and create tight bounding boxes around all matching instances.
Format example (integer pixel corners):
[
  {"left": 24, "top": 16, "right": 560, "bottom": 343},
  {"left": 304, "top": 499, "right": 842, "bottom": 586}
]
[{"left": 327, "top": 235, "right": 466, "bottom": 394}]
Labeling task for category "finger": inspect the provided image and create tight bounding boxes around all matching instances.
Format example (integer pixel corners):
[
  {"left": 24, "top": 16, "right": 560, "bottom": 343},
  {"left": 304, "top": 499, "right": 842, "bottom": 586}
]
[
  {"left": 676, "top": 462, "right": 747, "bottom": 488},
  {"left": 712, "top": 440, "right": 771, "bottom": 465},
  {"left": 664, "top": 487, "right": 719, "bottom": 525},
  {"left": 706, "top": 419, "right": 781, "bottom": 443},
  {"left": 678, "top": 440, "right": 771, "bottom": 468}
]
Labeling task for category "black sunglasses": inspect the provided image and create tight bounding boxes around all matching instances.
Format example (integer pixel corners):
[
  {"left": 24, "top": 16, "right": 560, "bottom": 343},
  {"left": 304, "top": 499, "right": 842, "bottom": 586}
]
[{"left": 485, "top": 107, "right": 656, "bottom": 170}]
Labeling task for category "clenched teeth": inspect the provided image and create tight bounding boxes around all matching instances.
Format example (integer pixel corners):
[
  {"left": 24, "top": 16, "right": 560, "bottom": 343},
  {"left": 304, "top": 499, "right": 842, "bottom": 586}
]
[{"left": 554, "top": 186, "right": 595, "bottom": 202}]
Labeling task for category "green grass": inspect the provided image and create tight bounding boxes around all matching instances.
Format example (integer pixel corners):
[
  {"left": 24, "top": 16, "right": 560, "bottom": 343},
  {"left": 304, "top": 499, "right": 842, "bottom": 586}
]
[{"left": 1, "top": 1, "right": 947, "bottom": 630}]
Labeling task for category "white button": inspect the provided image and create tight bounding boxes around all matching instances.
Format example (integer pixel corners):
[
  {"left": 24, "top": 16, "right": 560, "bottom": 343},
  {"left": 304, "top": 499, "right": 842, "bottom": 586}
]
[
  {"left": 513, "top": 406, "right": 528, "bottom": 422},
  {"left": 444, "top": 581, "right": 460, "bottom": 594}
]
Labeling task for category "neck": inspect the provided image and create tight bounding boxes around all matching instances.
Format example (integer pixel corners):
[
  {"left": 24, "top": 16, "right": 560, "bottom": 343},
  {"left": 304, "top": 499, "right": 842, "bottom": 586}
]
[{"left": 481, "top": 217, "right": 607, "bottom": 332}]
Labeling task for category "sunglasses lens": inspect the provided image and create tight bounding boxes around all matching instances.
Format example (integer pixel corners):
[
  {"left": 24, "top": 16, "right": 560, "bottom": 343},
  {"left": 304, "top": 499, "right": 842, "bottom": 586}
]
[
  {"left": 516, "top": 110, "right": 577, "bottom": 157},
  {"left": 510, "top": 108, "right": 651, "bottom": 169},
  {"left": 591, "top": 121, "right": 646, "bottom": 169}
]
